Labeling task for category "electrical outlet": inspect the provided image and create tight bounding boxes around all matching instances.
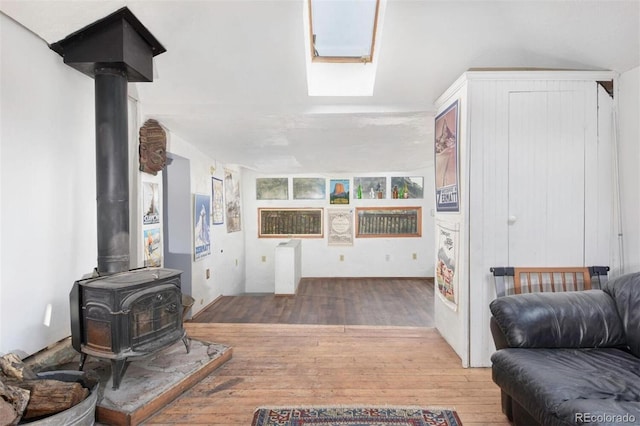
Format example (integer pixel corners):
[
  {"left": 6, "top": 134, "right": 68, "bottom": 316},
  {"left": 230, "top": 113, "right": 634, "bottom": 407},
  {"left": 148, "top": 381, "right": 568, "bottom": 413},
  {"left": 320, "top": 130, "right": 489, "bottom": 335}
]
[
  {"left": 385, "top": 254, "right": 390, "bottom": 261},
  {"left": 200, "top": 298, "right": 204, "bottom": 305},
  {"left": 412, "top": 253, "right": 417, "bottom": 260},
  {"left": 235, "top": 259, "right": 238, "bottom": 266},
  {"left": 339, "top": 254, "right": 344, "bottom": 261},
  {"left": 261, "top": 255, "right": 266, "bottom": 262}
]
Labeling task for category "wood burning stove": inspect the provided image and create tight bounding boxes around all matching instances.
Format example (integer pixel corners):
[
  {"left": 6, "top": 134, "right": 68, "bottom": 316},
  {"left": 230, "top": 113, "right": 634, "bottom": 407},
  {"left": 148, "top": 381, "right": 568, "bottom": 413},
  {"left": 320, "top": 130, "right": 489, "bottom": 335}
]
[
  {"left": 51, "top": 8, "right": 187, "bottom": 391},
  {"left": 70, "top": 268, "right": 189, "bottom": 390}
]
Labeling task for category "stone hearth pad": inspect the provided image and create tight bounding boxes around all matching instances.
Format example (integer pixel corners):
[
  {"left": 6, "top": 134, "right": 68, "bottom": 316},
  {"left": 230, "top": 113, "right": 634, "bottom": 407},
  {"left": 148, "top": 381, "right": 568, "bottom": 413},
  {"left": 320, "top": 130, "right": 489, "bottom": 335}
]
[{"left": 88, "top": 338, "right": 231, "bottom": 425}]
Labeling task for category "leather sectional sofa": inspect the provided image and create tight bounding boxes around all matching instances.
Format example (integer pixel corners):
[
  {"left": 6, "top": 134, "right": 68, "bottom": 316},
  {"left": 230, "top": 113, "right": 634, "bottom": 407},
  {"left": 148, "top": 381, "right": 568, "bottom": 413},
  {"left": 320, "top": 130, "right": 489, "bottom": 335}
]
[{"left": 489, "top": 272, "right": 640, "bottom": 425}]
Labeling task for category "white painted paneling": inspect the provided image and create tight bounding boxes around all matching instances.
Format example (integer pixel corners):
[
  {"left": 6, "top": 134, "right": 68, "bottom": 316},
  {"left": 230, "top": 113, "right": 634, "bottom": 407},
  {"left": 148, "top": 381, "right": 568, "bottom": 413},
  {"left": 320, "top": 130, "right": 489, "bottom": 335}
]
[
  {"left": 434, "top": 81, "right": 469, "bottom": 367},
  {"left": 617, "top": 67, "right": 640, "bottom": 276},
  {"left": 589, "top": 85, "right": 613, "bottom": 267},
  {"left": 442, "top": 72, "right": 614, "bottom": 367},
  {"left": 507, "top": 89, "right": 586, "bottom": 265},
  {"left": 468, "top": 79, "right": 511, "bottom": 369}
]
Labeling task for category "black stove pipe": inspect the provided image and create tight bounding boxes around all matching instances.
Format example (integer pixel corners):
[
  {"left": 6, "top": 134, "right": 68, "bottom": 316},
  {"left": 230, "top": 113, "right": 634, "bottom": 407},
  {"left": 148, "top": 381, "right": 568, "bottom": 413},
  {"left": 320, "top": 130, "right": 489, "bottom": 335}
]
[
  {"left": 50, "top": 7, "right": 165, "bottom": 275},
  {"left": 95, "top": 66, "right": 130, "bottom": 275}
]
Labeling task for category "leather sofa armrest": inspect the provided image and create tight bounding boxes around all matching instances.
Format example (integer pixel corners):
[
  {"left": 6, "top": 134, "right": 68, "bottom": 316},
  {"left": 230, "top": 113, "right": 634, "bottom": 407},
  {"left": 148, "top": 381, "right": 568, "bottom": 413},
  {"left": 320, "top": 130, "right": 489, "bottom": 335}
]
[
  {"left": 489, "top": 290, "right": 626, "bottom": 348},
  {"left": 490, "top": 316, "right": 509, "bottom": 350}
]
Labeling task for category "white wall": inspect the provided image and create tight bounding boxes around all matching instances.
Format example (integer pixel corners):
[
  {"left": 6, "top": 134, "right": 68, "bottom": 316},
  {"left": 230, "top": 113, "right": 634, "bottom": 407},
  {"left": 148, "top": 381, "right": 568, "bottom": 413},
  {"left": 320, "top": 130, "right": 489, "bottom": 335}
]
[
  {"left": 243, "top": 169, "right": 435, "bottom": 293},
  {"left": 159, "top": 130, "right": 246, "bottom": 312},
  {"left": 0, "top": 13, "right": 246, "bottom": 356},
  {"left": 0, "top": 14, "right": 97, "bottom": 355},
  {"left": 432, "top": 77, "right": 469, "bottom": 367},
  {"left": 618, "top": 67, "right": 640, "bottom": 275}
]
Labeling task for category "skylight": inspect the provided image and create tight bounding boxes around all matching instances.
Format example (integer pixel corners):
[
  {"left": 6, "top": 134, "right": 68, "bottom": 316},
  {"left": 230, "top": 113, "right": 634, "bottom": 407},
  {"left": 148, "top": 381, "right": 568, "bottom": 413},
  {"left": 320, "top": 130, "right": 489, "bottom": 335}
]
[
  {"left": 309, "top": 0, "right": 379, "bottom": 63},
  {"left": 303, "top": 0, "right": 386, "bottom": 97}
]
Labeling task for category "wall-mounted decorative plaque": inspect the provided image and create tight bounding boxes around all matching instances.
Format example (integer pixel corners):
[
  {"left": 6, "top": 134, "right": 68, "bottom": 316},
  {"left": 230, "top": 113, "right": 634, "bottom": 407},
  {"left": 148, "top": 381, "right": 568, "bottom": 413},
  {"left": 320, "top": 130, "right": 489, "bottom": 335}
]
[
  {"left": 355, "top": 207, "right": 422, "bottom": 238},
  {"left": 258, "top": 208, "right": 324, "bottom": 238}
]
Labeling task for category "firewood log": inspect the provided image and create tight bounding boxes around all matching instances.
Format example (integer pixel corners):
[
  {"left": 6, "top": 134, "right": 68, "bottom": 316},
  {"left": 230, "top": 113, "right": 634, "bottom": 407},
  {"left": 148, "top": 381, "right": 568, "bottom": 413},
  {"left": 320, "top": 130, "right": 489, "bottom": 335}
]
[
  {"left": 0, "top": 353, "right": 36, "bottom": 380},
  {"left": 1, "top": 378, "right": 88, "bottom": 420},
  {"left": 21, "top": 379, "right": 88, "bottom": 420},
  {"left": 0, "top": 398, "right": 19, "bottom": 426},
  {"left": 0, "top": 379, "right": 30, "bottom": 425}
]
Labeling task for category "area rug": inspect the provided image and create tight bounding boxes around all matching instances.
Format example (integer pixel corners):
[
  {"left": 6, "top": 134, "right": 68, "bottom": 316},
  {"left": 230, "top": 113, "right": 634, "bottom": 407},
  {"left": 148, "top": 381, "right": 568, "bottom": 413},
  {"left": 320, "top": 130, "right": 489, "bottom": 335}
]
[{"left": 251, "top": 406, "right": 463, "bottom": 425}]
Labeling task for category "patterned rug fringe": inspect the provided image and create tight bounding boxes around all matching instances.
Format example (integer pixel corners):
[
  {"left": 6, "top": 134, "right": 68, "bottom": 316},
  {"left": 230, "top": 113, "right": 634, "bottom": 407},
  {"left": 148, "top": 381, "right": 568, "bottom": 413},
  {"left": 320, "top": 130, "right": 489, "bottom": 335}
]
[
  {"left": 254, "top": 404, "right": 457, "bottom": 411},
  {"left": 251, "top": 405, "right": 463, "bottom": 426}
]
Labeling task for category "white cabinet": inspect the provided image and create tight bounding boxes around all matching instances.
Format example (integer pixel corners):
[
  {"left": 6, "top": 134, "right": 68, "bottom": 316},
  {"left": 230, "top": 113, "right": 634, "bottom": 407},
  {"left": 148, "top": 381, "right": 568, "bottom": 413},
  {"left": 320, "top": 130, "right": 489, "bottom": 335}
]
[{"left": 433, "top": 71, "right": 615, "bottom": 366}]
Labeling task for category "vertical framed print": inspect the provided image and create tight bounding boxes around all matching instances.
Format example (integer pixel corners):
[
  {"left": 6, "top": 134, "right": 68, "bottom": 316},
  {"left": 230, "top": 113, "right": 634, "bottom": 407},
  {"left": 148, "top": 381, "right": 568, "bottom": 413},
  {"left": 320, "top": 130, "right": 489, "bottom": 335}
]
[
  {"left": 434, "top": 100, "right": 459, "bottom": 212},
  {"left": 194, "top": 193, "right": 211, "bottom": 260},
  {"left": 142, "top": 182, "right": 160, "bottom": 225},
  {"left": 143, "top": 228, "right": 162, "bottom": 267},
  {"left": 225, "top": 169, "right": 242, "bottom": 233},
  {"left": 212, "top": 177, "right": 224, "bottom": 225},
  {"left": 327, "top": 209, "right": 353, "bottom": 246},
  {"left": 436, "top": 219, "right": 459, "bottom": 311},
  {"left": 329, "top": 178, "right": 350, "bottom": 204}
]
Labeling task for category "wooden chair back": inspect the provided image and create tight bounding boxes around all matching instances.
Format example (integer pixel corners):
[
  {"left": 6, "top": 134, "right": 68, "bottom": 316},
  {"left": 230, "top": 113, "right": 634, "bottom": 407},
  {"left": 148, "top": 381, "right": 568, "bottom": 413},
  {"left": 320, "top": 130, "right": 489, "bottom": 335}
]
[{"left": 490, "top": 266, "right": 610, "bottom": 298}]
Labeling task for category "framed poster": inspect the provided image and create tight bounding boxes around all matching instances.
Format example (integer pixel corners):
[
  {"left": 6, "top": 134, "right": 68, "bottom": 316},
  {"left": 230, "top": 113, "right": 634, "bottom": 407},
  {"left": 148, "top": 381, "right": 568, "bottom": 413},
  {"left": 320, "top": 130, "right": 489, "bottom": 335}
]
[
  {"left": 256, "top": 177, "right": 289, "bottom": 200},
  {"left": 354, "top": 176, "right": 386, "bottom": 199},
  {"left": 142, "top": 182, "right": 160, "bottom": 225},
  {"left": 329, "top": 178, "right": 350, "bottom": 204},
  {"left": 355, "top": 207, "right": 422, "bottom": 238},
  {"left": 327, "top": 209, "right": 353, "bottom": 246},
  {"left": 258, "top": 208, "right": 324, "bottom": 238},
  {"left": 390, "top": 176, "right": 424, "bottom": 199},
  {"left": 194, "top": 193, "right": 211, "bottom": 260},
  {"left": 436, "top": 220, "right": 459, "bottom": 311},
  {"left": 225, "top": 169, "right": 242, "bottom": 233},
  {"left": 212, "top": 177, "right": 224, "bottom": 225},
  {"left": 293, "top": 177, "right": 326, "bottom": 200},
  {"left": 143, "top": 228, "right": 162, "bottom": 267},
  {"left": 434, "top": 100, "right": 459, "bottom": 212}
]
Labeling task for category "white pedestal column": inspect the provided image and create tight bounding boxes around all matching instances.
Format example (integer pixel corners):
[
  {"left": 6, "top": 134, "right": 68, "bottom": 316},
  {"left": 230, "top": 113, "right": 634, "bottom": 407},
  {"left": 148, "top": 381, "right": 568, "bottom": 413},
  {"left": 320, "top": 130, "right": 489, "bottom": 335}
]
[{"left": 275, "top": 239, "right": 302, "bottom": 295}]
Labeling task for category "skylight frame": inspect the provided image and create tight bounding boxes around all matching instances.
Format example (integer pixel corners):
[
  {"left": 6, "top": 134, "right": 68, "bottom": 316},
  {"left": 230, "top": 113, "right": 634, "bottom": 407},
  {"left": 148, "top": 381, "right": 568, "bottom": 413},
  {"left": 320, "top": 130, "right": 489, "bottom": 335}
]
[{"left": 308, "top": 0, "right": 381, "bottom": 63}]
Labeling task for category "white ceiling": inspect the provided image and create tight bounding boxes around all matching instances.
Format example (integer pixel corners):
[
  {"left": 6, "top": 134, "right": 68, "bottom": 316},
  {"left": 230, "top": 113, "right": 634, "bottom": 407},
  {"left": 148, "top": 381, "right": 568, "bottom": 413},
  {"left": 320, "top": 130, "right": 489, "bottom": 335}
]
[{"left": 2, "top": 0, "right": 639, "bottom": 174}]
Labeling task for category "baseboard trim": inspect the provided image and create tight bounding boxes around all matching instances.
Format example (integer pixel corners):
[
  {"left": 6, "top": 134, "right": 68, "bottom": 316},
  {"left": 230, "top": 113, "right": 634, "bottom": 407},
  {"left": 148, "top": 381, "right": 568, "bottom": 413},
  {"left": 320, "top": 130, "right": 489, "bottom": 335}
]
[{"left": 190, "top": 295, "right": 223, "bottom": 322}]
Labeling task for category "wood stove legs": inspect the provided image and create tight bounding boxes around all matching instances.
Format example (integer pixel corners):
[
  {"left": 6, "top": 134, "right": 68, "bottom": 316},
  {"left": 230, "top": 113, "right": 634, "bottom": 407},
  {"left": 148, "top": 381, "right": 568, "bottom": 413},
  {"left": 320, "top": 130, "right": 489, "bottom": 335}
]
[
  {"left": 78, "top": 353, "right": 88, "bottom": 371},
  {"left": 78, "top": 353, "right": 128, "bottom": 390},
  {"left": 110, "top": 359, "right": 128, "bottom": 390},
  {"left": 77, "top": 335, "right": 190, "bottom": 390}
]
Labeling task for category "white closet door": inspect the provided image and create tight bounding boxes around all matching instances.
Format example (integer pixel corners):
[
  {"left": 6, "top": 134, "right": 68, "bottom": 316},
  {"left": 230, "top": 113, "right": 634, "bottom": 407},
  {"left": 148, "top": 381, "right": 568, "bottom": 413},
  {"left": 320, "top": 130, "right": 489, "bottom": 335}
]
[{"left": 507, "top": 90, "right": 586, "bottom": 265}]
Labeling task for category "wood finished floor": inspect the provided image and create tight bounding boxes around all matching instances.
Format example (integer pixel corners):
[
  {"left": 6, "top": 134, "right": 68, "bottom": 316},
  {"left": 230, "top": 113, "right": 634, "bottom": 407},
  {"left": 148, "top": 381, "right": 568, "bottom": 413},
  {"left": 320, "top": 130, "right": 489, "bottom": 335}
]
[
  {"left": 144, "top": 278, "right": 509, "bottom": 425},
  {"left": 191, "top": 277, "right": 434, "bottom": 327},
  {"left": 145, "top": 324, "right": 509, "bottom": 426}
]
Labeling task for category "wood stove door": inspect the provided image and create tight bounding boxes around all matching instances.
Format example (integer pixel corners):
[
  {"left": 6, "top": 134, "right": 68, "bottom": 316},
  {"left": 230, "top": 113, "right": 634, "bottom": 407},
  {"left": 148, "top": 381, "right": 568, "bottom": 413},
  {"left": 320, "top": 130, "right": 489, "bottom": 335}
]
[{"left": 124, "top": 284, "right": 182, "bottom": 351}]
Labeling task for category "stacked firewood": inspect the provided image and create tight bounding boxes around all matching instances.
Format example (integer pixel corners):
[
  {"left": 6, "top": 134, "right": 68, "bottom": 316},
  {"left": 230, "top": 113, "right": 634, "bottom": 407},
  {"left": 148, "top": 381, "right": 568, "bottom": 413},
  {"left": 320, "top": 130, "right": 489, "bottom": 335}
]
[{"left": 0, "top": 353, "right": 89, "bottom": 425}]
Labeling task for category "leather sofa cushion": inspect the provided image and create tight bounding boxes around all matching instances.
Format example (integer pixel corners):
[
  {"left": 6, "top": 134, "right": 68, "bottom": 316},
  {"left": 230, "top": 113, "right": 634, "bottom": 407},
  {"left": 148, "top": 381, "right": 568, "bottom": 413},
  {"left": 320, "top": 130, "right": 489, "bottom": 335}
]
[
  {"left": 492, "top": 348, "right": 640, "bottom": 426},
  {"left": 605, "top": 272, "right": 640, "bottom": 358},
  {"left": 490, "top": 290, "right": 626, "bottom": 348}
]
